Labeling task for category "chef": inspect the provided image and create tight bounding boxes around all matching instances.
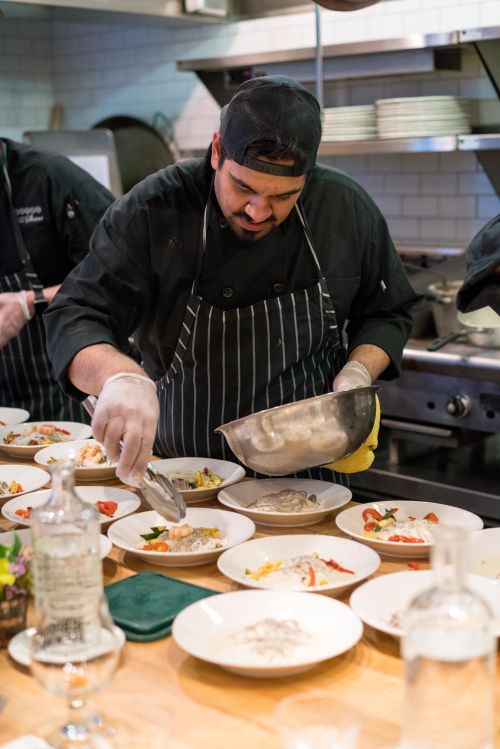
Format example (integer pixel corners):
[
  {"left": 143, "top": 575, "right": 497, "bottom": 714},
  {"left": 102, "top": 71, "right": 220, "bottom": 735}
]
[
  {"left": 44, "top": 76, "right": 420, "bottom": 486},
  {"left": 0, "top": 137, "right": 114, "bottom": 421}
]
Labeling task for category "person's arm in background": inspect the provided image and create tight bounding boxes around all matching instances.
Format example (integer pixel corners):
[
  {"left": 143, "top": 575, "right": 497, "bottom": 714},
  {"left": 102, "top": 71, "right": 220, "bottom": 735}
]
[
  {"left": 333, "top": 207, "right": 421, "bottom": 392},
  {"left": 0, "top": 159, "right": 115, "bottom": 348},
  {"left": 44, "top": 199, "right": 159, "bottom": 487}
]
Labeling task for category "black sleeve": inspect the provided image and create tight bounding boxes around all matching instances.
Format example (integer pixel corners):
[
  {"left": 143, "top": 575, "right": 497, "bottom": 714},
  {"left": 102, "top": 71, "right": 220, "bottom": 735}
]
[
  {"left": 44, "top": 204, "right": 152, "bottom": 400},
  {"left": 345, "top": 210, "right": 422, "bottom": 379},
  {"left": 48, "top": 158, "right": 115, "bottom": 266}
]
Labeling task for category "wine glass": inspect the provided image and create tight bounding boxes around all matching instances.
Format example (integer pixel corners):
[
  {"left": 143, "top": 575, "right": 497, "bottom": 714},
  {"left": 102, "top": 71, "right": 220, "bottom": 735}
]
[
  {"left": 274, "top": 691, "right": 361, "bottom": 749},
  {"left": 30, "top": 596, "right": 122, "bottom": 749}
]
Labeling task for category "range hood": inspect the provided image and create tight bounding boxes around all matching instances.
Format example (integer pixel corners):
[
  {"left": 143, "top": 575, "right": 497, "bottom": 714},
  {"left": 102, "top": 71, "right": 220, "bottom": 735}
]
[
  {"left": 0, "top": 0, "right": 397, "bottom": 22},
  {"left": 0, "top": 0, "right": 312, "bottom": 22}
]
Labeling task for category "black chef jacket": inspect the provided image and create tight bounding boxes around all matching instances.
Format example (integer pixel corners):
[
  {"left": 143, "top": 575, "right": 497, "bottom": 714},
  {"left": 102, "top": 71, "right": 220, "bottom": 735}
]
[
  {"left": 45, "top": 147, "right": 421, "bottom": 399},
  {"left": 1, "top": 138, "right": 114, "bottom": 285}
]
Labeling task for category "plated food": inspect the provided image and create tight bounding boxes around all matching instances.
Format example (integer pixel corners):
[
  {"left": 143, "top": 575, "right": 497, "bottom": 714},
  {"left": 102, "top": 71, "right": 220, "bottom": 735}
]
[
  {"left": 34, "top": 439, "right": 116, "bottom": 481},
  {"left": 172, "top": 589, "right": 363, "bottom": 677},
  {"left": 152, "top": 457, "right": 245, "bottom": 502},
  {"left": 0, "top": 465, "right": 50, "bottom": 500},
  {"left": 139, "top": 523, "right": 225, "bottom": 553},
  {"left": 0, "top": 528, "right": 112, "bottom": 560},
  {"left": 107, "top": 508, "right": 255, "bottom": 567},
  {"left": 0, "top": 407, "right": 30, "bottom": 427},
  {"left": 469, "top": 528, "right": 500, "bottom": 581},
  {"left": 218, "top": 478, "right": 351, "bottom": 527},
  {"left": 2, "top": 486, "right": 141, "bottom": 526},
  {"left": 336, "top": 500, "right": 483, "bottom": 557},
  {"left": 217, "top": 534, "right": 380, "bottom": 596},
  {"left": 0, "top": 421, "right": 92, "bottom": 458},
  {"left": 350, "top": 570, "right": 500, "bottom": 637}
]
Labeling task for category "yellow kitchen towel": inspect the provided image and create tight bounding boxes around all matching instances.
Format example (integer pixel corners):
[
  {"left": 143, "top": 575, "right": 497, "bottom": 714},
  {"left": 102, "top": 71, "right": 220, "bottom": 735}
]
[{"left": 323, "top": 394, "right": 380, "bottom": 474}]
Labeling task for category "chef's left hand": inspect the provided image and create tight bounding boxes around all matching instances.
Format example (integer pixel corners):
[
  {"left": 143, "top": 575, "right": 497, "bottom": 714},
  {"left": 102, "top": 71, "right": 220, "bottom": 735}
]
[
  {"left": 333, "top": 360, "right": 371, "bottom": 392},
  {"left": 0, "top": 291, "right": 32, "bottom": 348}
]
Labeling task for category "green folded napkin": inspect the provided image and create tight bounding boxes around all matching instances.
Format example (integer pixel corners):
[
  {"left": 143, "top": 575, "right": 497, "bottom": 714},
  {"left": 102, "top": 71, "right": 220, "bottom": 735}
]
[{"left": 104, "top": 572, "right": 218, "bottom": 642}]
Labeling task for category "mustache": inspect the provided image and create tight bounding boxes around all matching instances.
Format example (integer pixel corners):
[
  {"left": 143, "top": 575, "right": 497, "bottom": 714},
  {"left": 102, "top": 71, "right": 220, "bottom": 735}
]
[{"left": 233, "top": 211, "right": 277, "bottom": 225}]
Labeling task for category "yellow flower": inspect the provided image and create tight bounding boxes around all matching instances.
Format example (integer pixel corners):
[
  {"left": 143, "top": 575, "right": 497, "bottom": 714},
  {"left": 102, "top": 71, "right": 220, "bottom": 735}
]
[{"left": 0, "top": 557, "right": 15, "bottom": 587}]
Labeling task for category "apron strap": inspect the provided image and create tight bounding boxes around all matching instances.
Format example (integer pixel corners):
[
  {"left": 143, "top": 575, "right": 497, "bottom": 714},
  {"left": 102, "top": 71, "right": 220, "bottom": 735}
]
[{"left": 1, "top": 141, "right": 44, "bottom": 291}]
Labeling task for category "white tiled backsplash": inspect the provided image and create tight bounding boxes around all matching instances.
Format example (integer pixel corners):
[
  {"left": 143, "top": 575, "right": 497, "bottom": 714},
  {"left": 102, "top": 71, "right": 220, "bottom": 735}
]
[{"left": 0, "top": 0, "right": 499, "bottom": 247}]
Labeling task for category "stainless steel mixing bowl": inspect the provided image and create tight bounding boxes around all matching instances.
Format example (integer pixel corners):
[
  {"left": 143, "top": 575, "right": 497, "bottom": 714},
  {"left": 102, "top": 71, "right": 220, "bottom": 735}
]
[{"left": 215, "top": 386, "right": 379, "bottom": 476}]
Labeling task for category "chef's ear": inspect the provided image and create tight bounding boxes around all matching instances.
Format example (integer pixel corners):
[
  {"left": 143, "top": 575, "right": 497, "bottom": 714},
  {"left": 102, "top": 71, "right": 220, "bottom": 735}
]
[{"left": 211, "top": 132, "right": 222, "bottom": 170}]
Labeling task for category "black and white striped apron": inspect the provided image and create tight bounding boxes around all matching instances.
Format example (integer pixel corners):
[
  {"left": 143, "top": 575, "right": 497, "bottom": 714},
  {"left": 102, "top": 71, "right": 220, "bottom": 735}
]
[
  {"left": 155, "top": 197, "right": 348, "bottom": 485},
  {"left": 0, "top": 148, "right": 87, "bottom": 422}
]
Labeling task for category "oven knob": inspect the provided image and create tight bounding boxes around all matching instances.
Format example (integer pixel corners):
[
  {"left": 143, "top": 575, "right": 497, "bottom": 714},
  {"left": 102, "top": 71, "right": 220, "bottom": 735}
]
[{"left": 446, "top": 395, "right": 470, "bottom": 418}]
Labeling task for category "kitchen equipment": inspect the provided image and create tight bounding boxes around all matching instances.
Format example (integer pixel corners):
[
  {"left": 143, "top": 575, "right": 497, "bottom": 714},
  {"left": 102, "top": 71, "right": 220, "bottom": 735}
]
[
  {"left": 93, "top": 115, "right": 175, "bottom": 193},
  {"left": 425, "top": 279, "right": 500, "bottom": 350},
  {"left": 82, "top": 396, "right": 186, "bottom": 523},
  {"left": 215, "top": 386, "right": 378, "bottom": 476}
]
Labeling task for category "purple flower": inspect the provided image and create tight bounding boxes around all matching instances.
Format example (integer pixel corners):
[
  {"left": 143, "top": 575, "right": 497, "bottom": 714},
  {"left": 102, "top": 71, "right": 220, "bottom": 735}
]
[{"left": 8, "top": 561, "right": 26, "bottom": 577}]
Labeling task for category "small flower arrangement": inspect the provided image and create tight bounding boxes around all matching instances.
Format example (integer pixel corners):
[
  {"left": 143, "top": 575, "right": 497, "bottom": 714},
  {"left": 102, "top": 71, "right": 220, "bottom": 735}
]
[{"left": 0, "top": 533, "right": 32, "bottom": 602}]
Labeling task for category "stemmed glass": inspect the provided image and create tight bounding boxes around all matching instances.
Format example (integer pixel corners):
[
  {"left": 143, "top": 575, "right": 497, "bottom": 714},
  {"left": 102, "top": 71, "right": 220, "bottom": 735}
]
[{"left": 30, "top": 597, "right": 122, "bottom": 749}]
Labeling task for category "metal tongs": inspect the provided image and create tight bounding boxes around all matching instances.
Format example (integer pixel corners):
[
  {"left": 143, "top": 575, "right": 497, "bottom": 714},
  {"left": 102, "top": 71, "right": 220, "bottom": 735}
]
[{"left": 83, "top": 396, "right": 186, "bottom": 523}]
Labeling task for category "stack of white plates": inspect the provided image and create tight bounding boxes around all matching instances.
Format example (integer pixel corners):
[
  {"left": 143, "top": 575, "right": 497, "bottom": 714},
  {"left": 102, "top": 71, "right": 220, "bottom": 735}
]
[
  {"left": 321, "top": 105, "right": 377, "bottom": 142},
  {"left": 375, "top": 96, "right": 471, "bottom": 139}
]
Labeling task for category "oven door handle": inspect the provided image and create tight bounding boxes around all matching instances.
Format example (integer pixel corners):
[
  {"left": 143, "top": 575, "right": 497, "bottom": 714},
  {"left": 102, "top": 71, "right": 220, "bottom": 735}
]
[{"left": 381, "top": 418, "right": 453, "bottom": 437}]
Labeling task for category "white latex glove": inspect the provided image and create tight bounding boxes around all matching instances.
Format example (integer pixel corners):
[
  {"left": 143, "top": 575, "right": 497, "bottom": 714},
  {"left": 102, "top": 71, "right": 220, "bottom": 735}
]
[
  {"left": 0, "top": 291, "right": 31, "bottom": 347},
  {"left": 91, "top": 372, "right": 159, "bottom": 487},
  {"left": 333, "top": 360, "right": 371, "bottom": 392}
]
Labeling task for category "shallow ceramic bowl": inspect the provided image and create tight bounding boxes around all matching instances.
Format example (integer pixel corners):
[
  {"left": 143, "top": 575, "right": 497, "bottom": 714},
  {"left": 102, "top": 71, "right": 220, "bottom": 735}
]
[
  {"left": 34, "top": 439, "right": 116, "bottom": 481},
  {"left": 215, "top": 386, "right": 378, "bottom": 476},
  {"left": 0, "top": 421, "right": 92, "bottom": 458},
  {"left": 469, "top": 528, "right": 500, "bottom": 581},
  {"left": 336, "top": 500, "right": 483, "bottom": 558},
  {"left": 172, "top": 589, "right": 363, "bottom": 678},
  {"left": 0, "top": 527, "right": 111, "bottom": 560},
  {"left": 2, "top": 486, "right": 141, "bottom": 527},
  {"left": 152, "top": 457, "right": 246, "bottom": 502},
  {"left": 107, "top": 508, "right": 255, "bottom": 567},
  {"left": 217, "top": 478, "right": 351, "bottom": 527},
  {"left": 350, "top": 570, "right": 500, "bottom": 637},
  {"left": 217, "top": 534, "right": 380, "bottom": 596},
  {"left": 0, "top": 407, "right": 30, "bottom": 426}
]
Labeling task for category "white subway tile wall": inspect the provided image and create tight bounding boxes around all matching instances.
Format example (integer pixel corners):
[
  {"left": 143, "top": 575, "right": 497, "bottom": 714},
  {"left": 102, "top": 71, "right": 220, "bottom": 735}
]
[{"left": 0, "top": 0, "right": 499, "bottom": 247}]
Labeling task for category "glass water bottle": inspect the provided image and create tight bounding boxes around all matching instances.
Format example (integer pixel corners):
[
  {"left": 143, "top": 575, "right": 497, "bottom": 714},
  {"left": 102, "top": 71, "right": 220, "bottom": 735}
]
[
  {"left": 401, "top": 525, "right": 496, "bottom": 749},
  {"left": 31, "top": 460, "right": 103, "bottom": 648}
]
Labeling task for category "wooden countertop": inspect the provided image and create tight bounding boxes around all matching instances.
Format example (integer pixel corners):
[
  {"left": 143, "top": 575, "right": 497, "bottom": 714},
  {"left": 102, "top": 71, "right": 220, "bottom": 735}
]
[{"left": 0, "top": 455, "right": 498, "bottom": 749}]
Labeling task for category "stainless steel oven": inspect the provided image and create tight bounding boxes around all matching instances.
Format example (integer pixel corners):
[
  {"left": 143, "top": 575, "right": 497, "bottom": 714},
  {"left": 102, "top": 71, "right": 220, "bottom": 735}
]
[{"left": 350, "top": 338, "right": 500, "bottom": 525}]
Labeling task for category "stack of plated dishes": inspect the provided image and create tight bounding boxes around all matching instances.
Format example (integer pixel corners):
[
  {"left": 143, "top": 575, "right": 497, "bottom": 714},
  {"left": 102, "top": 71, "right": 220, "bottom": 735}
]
[
  {"left": 321, "top": 105, "right": 377, "bottom": 141},
  {"left": 375, "top": 96, "right": 472, "bottom": 139}
]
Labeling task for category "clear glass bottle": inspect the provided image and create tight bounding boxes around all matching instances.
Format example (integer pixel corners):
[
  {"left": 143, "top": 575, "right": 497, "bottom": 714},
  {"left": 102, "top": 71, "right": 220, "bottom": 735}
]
[
  {"left": 401, "top": 525, "right": 496, "bottom": 749},
  {"left": 31, "top": 460, "right": 103, "bottom": 648}
]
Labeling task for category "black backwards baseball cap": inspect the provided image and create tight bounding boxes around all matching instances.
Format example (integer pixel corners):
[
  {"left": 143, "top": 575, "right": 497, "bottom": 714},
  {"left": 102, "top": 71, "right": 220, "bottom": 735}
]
[
  {"left": 219, "top": 75, "right": 322, "bottom": 177},
  {"left": 456, "top": 213, "right": 500, "bottom": 316}
]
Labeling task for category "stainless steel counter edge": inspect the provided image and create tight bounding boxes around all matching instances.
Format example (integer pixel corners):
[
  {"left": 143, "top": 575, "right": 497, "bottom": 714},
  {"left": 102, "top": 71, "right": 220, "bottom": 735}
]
[{"left": 403, "top": 338, "right": 500, "bottom": 379}]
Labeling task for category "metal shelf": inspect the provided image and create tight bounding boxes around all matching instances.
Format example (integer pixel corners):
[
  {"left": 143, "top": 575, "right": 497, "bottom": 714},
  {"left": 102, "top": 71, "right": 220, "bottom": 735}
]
[
  {"left": 317, "top": 133, "right": 500, "bottom": 156},
  {"left": 177, "top": 32, "right": 459, "bottom": 71}
]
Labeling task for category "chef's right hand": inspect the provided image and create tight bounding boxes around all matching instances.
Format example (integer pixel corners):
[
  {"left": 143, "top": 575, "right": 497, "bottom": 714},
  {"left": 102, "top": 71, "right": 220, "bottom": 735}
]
[
  {"left": 0, "top": 291, "right": 31, "bottom": 348},
  {"left": 92, "top": 372, "right": 159, "bottom": 487}
]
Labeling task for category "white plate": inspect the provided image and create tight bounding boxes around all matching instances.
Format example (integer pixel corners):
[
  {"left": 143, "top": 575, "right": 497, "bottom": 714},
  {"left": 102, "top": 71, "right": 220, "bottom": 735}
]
[
  {"left": 217, "top": 534, "right": 380, "bottom": 596},
  {"left": 34, "top": 439, "right": 116, "bottom": 481},
  {"left": 217, "top": 479, "right": 351, "bottom": 527},
  {"left": 0, "top": 465, "right": 50, "bottom": 500},
  {"left": 2, "top": 486, "right": 141, "bottom": 527},
  {"left": 172, "top": 589, "right": 363, "bottom": 678},
  {"left": 0, "top": 528, "right": 112, "bottom": 559},
  {"left": 0, "top": 421, "right": 93, "bottom": 458},
  {"left": 469, "top": 528, "right": 500, "bottom": 581},
  {"left": 107, "top": 508, "right": 255, "bottom": 567},
  {"left": 152, "top": 457, "right": 246, "bottom": 503},
  {"left": 350, "top": 570, "right": 500, "bottom": 638},
  {"left": 0, "top": 407, "right": 30, "bottom": 426},
  {"left": 8, "top": 625, "right": 126, "bottom": 667},
  {"left": 335, "top": 500, "right": 483, "bottom": 558}
]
